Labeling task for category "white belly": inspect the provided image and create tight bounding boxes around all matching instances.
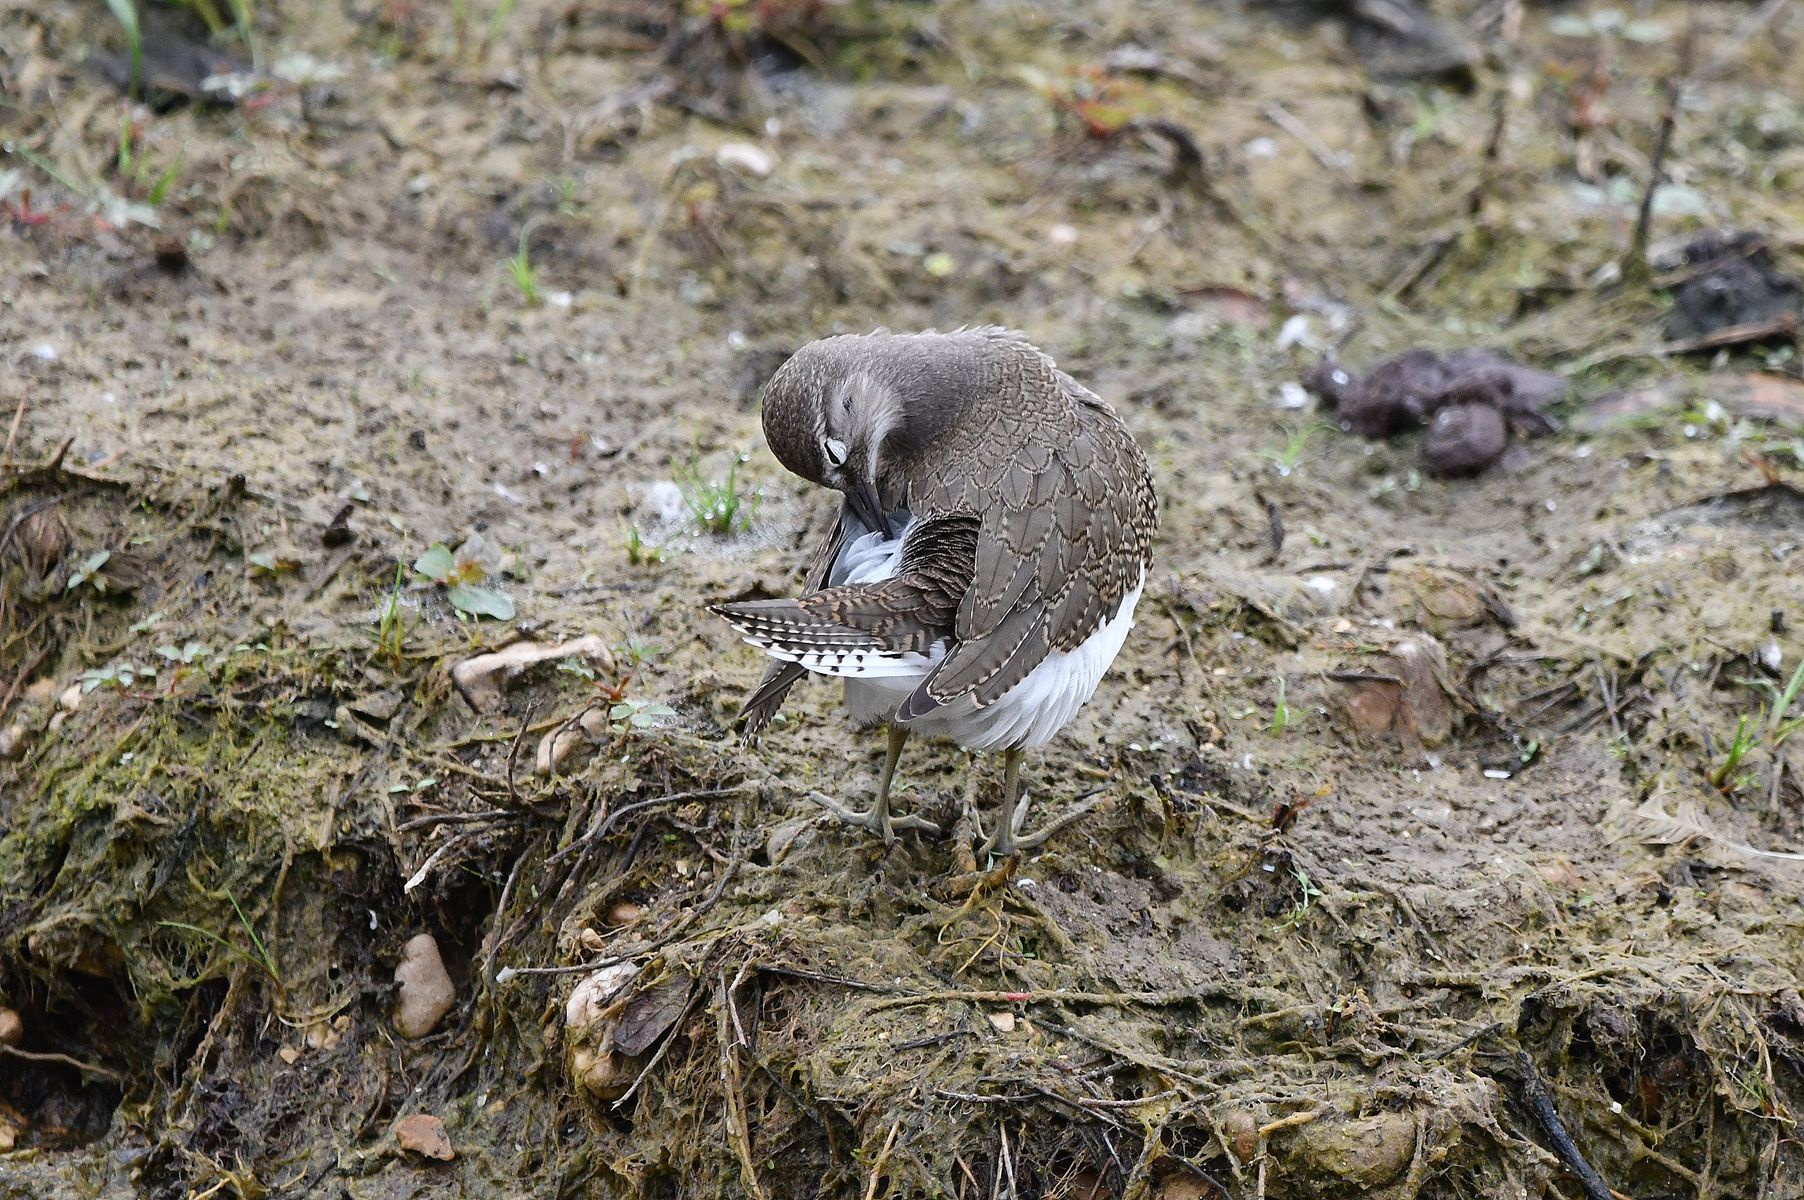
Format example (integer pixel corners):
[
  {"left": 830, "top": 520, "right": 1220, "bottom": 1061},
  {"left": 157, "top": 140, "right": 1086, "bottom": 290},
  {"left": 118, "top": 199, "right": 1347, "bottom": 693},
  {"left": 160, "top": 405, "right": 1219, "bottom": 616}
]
[{"left": 829, "top": 517, "right": 1143, "bottom": 751}]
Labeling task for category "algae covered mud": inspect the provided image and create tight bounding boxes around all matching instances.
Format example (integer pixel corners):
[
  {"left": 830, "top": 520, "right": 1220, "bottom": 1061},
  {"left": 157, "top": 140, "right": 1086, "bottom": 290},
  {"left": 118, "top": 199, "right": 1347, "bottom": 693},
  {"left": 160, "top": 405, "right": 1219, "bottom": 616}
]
[{"left": 4, "top": 1, "right": 1804, "bottom": 1196}]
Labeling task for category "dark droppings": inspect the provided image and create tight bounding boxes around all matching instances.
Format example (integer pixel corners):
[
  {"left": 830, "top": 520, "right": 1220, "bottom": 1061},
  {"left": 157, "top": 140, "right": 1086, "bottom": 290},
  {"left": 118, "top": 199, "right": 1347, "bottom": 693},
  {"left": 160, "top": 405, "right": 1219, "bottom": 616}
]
[
  {"left": 1663, "top": 232, "right": 1804, "bottom": 345},
  {"left": 1422, "top": 403, "right": 1507, "bottom": 476},
  {"left": 1305, "top": 347, "right": 1564, "bottom": 474}
]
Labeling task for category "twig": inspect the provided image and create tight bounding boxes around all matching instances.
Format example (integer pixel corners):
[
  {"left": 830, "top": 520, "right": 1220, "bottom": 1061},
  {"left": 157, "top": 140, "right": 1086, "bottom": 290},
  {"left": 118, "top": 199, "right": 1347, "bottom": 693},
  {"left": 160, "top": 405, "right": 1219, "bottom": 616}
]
[
  {"left": 863, "top": 984, "right": 1234, "bottom": 1013},
  {"left": 401, "top": 831, "right": 476, "bottom": 893},
  {"left": 862, "top": 1119, "right": 902, "bottom": 1200},
  {"left": 755, "top": 964, "right": 905, "bottom": 995},
  {"left": 1629, "top": 22, "right": 1696, "bottom": 273},
  {"left": 1513, "top": 1051, "right": 1616, "bottom": 1200},
  {"left": 1425, "top": 1020, "right": 1505, "bottom": 1061},
  {"left": 0, "top": 1043, "right": 123, "bottom": 1081},
  {"left": 1568, "top": 313, "right": 1801, "bottom": 372},
  {"left": 0, "top": 396, "right": 25, "bottom": 467},
  {"left": 1263, "top": 102, "right": 1348, "bottom": 173},
  {"left": 716, "top": 972, "right": 769, "bottom": 1200},
  {"left": 545, "top": 785, "right": 749, "bottom": 868},
  {"left": 505, "top": 698, "right": 538, "bottom": 806},
  {"left": 607, "top": 978, "right": 706, "bottom": 1109},
  {"left": 395, "top": 809, "right": 521, "bottom": 833},
  {"left": 0, "top": 646, "right": 51, "bottom": 726}
]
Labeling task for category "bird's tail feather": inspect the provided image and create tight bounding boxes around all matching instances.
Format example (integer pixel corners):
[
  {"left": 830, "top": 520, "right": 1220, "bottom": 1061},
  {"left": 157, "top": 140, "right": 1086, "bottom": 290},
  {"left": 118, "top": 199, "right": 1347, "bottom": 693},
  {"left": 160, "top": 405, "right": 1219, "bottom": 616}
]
[{"left": 711, "top": 600, "right": 933, "bottom": 679}]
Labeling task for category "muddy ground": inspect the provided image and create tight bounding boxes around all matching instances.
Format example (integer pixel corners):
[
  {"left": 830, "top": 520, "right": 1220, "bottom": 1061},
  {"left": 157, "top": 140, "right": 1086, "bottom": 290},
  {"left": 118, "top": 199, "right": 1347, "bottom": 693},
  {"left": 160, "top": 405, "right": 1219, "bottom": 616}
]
[{"left": 4, "top": 1, "right": 1804, "bottom": 1197}]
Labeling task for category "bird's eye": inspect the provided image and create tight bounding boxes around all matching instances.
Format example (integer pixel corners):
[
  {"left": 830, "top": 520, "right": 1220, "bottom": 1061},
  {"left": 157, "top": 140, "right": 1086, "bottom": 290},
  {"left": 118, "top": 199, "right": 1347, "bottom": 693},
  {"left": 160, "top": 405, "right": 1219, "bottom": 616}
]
[{"left": 822, "top": 437, "right": 848, "bottom": 468}]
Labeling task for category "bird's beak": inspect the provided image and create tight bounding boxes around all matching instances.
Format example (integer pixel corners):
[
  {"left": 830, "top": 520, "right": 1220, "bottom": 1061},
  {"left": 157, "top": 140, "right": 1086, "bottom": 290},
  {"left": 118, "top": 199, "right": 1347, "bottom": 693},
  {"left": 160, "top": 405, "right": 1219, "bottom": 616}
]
[{"left": 847, "top": 477, "right": 893, "bottom": 539}]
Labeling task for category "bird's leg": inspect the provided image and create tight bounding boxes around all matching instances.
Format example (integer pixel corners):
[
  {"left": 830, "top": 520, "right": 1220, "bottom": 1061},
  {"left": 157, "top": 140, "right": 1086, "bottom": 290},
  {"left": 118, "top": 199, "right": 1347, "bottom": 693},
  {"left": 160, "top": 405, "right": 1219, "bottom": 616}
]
[
  {"left": 807, "top": 723, "right": 938, "bottom": 843},
  {"left": 980, "top": 748, "right": 1103, "bottom": 856}
]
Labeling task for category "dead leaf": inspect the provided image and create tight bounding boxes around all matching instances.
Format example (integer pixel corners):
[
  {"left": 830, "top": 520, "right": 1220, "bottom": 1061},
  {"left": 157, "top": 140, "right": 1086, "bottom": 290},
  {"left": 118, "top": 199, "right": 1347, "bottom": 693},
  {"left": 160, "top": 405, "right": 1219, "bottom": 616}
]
[
  {"left": 1331, "top": 635, "right": 1455, "bottom": 746},
  {"left": 1722, "top": 372, "right": 1804, "bottom": 428},
  {"left": 614, "top": 973, "right": 692, "bottom": 1056},
  {"left": 395, "top": 1113, "right": 454, "bottom": 1161}
]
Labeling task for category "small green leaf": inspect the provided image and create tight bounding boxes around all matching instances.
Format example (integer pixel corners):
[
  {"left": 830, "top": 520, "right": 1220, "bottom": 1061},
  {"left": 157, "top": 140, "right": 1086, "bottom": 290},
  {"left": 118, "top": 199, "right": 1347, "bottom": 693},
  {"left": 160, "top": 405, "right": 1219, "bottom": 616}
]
[
  {"left": 446, "top": 583, "right": 514, "bottom": 620},
  {"left": 413, "top": 544, "right": 456, "bottom": 583}
]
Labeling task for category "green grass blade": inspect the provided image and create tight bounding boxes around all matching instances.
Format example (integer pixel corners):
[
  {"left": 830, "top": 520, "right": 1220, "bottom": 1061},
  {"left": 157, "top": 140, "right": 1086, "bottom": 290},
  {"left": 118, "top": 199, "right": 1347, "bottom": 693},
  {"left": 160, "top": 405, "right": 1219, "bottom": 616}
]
[
  {"left": 103, "top": 0, "right": 142, "bottom": 100},
  {"left": 225, "top": 0, "right": 261, "bottom": 72}
]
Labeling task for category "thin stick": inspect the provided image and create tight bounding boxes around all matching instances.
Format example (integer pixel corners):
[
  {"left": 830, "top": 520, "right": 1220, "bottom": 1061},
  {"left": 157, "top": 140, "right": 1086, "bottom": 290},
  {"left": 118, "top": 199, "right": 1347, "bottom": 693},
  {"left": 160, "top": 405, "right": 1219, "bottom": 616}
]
[
  {"left": 1263, "top": 102, "right": 1348, "bottom": 173},
  {"left": 402, "top": 830, "right": 475, "bottom": 893},
  {"left": 0, "top": 1043, "right": 123, "bottom": 1081},
  {"left": 0, "top": 396, "right": 25, "bottom": 467},
  {"left": 505, "top": 698, "right": 538, "bottom": 806},
  {"left": 1514, "top": 1051, "right": 1615, "bottom": 1200},
  {"left": 862, "top": 1119, "right": 902, "bottom": 1200},
  {"left": 1630, "top": 22, "right": 1696, "bottom": 272}
]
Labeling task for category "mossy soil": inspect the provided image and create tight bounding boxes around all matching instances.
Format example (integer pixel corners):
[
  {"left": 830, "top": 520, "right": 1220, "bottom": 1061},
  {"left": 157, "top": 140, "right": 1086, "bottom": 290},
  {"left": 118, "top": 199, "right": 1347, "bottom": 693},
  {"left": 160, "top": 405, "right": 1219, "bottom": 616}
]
[{"left": 4, "top": 2, "right": 1804, "bottom": 1197}]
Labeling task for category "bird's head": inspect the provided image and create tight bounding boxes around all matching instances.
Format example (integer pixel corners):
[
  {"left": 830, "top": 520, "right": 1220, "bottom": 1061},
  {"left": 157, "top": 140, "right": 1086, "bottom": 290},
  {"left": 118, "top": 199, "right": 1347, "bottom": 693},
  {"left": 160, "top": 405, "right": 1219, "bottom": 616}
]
[{"left": 758, "top": 332, "right": 982, "bottom": 538}]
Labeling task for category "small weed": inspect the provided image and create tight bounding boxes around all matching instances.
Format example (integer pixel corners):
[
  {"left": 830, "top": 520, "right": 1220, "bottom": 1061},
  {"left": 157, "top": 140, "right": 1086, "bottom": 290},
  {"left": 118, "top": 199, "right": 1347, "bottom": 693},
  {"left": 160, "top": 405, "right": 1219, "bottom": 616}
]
[
  {"left": 1019, "top": 63, "right": 1150, "bottom": 139},
  {"left": 615, "top": 634, "right": 663, "bottom": 672},
  {"left": 1710, "top": 661, "right": 1804, "bottom": 790},
  {"left": 1708, "top": 715, "right": 1756, "bottom": 790},
  {"left": 65, "top": 550, "right": 113, "bottom": 594},
  {"left": 1275, "top": 865, "right": 1324, "bottom": 930},
  {"left": 505, "top": 217, "right": 546, "bottom": 307},
  {"left": 625, "top": 523, "right": 665, "bottom": 564},
  {"left": 483, "top": 0, "right": 520, "bottom": 52},
  {"left": 1753, "top": 660, "right": 1804, "bottom": 744},
  {"left": 414, "top": 543, "right": 515, "bottom": 620},
  {"left": 117, "top": 113, "right": 135, "bottom": 175},
  {"left": 156, "top": 641, "right": 209, "bottom": 665},
  {"left": 674, "top": 449, "right": 758, "bottom": 536},
  {"left": 224, "top": 0, "right": 261, "bottom": 70},
  {"left": 554, "top": 176, "right": 583, "bottom": 215},
  {"left": 79, "top": 661, "right": 155, "bottom": 693},
  {"left": 372, "top": 558, "right": 410, "bottom": 666},
  {"left": 146, "top": 149, "right": 185, "bottom": 206},
  {"left": 609, "top": 698, "right": 678, "bottom": 730},
  {"left": 1268, "top": 675, "right": 1292, "bottom": 736},
  {"left": 159, "top": 888, "right": 281, "bottom": 986},
  {"left": 1260, "top": 423, "right": 1328, "bottom": 477}
]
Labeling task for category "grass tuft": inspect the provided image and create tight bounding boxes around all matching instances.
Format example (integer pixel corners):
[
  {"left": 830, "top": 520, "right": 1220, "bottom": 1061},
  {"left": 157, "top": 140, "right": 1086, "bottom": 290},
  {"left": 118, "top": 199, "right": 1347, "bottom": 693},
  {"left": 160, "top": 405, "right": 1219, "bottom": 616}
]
[{"left": 674, "top": 449, "right": 757, "bottom": 536}]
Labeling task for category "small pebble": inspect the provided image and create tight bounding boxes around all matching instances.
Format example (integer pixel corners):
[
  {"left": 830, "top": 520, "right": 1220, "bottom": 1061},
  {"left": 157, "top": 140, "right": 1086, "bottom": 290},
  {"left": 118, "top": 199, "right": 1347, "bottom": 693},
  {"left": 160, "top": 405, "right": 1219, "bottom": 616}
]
[
  {"left": 604, "top": 900, "right": 645, "bottom": 928},
  {"left": 394, "top": 1113, "right": 455, "bottom": 1161},
  {"left": 0, "top": 1007, "right": 22, "bottom": 1047},
  {"left": 393, "top": 934, "right": 456, "bottom": 1038}
]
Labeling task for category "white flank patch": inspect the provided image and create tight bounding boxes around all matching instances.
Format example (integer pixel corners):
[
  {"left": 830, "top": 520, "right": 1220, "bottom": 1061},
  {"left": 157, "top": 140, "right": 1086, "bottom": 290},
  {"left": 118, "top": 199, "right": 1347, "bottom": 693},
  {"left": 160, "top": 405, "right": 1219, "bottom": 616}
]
[{"left": 757, "top": 513, "right": 1143, "bottom": 749}]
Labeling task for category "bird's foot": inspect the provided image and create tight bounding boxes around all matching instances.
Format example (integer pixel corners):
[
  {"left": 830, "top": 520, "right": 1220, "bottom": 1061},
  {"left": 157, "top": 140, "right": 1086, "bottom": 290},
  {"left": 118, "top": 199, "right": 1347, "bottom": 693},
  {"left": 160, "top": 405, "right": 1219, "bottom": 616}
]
[
  {"left": 978, "top": 790, "right": 1104, "bottom": 857},
  {"left": 806, "top": 792, "right": 939, "bottom": 844}
]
